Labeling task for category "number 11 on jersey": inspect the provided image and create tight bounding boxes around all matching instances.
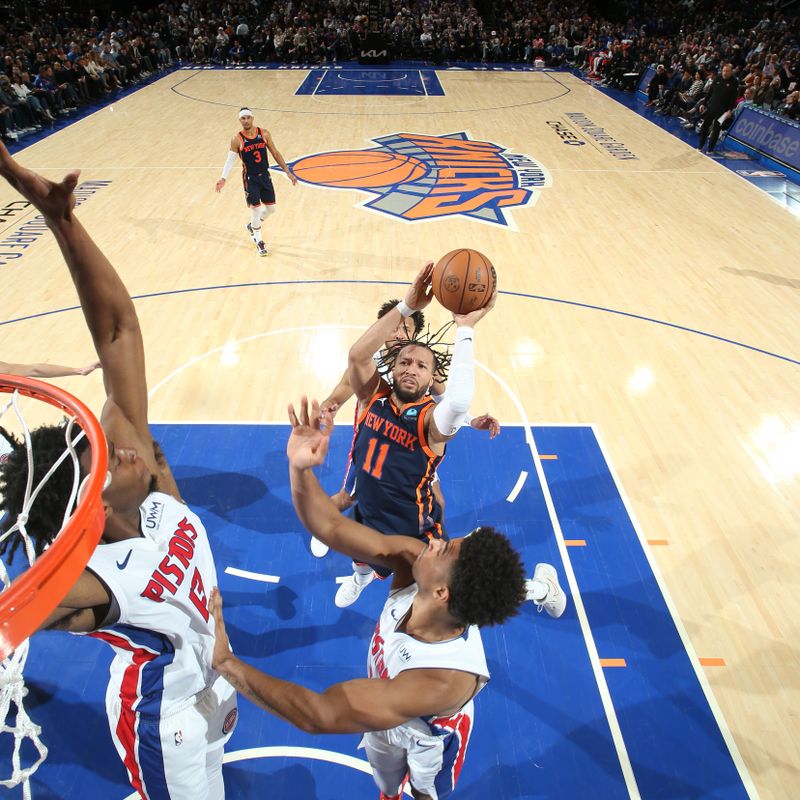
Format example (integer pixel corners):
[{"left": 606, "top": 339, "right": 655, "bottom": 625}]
[{"left": 363, "top": 437, "right": 389, "bottom": 479}]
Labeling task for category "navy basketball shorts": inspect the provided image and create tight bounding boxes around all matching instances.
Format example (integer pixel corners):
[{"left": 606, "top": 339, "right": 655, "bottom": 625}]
[
  {"left": 352, "top": 505, "right": 446, "bottom": 579},
  {"left": 243, "top": 173, "right": 275, "bottom": 207}
]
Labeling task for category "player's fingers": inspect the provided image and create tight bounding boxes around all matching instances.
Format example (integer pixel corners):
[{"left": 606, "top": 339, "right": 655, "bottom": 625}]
[
  {"left": 310, "top": 398, "right": 321, "bottom": 428},
  {"left": 288, "top": 403, "right": 300, "bottom": 427},
  {"left": 299, "top": 395, "right": 310, "bottom": 426},
  {"left": 61, "top": 170, "right": 80, "bottom": 193}
]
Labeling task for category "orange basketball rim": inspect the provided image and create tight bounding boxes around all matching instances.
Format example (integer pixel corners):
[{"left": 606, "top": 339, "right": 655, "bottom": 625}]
[{"left": 0, "top": 376, "right": 107, "bottom": 661}]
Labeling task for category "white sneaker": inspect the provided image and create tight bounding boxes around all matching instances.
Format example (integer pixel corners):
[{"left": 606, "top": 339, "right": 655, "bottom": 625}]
[
  {"left": 335, "top": 572, "right": 374, "bottom": 608},
  {"left": 526, "top": 563, "right": 567, "bottom": 618},
  {"left": 310, "top": 537, "right": 329, "bottom": 558}
]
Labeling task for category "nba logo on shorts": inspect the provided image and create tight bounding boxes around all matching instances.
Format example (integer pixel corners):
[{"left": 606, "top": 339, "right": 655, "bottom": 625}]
[
  {"left": 174, "top": 731, "right": 183, "bottom": 746},
  {"left": 281, "top": 132, "right": 551, "bottom": 229},
  {"left": 223, "top": 708, "right": 238, "bottom": 735}
]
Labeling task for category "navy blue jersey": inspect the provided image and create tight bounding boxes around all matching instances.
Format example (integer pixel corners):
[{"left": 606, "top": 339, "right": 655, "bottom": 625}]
[
  {"left": 238, "top": 127, "right": 270, "bottom": 177},
  {"left": 352, "top": 387, "right": 445, "bottom": 540}
]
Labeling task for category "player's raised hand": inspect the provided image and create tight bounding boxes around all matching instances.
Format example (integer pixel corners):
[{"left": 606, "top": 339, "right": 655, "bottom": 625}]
[
  {"left": 453, "top": 286, "right": 498, "bottom": 328},
  {"left": 404, "top": 261, "right": 435, "bottom": 312},
  {"left": 78, "top": 360, "right": 102, "bottom": 376},
  {"left": 319, "top": 399, "right": 340, "bottom": 419},
  {"left": 0, "top": 141, "right": 78, "bottom": 223},
  {"left": 470, "top": 412, "right": 501, "bottom": 439},
  {"left": 287, "top": 396, "right": 333, "bottom": 470},
  {"left": 209, "top": 587, "right": 233, "bottom": 670}
]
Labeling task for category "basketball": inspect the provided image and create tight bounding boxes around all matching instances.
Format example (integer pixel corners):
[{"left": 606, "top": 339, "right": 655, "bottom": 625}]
[
  {"left": 291, "top": 150, "right": 428, "bottom": 189},
  {"left": 431, "top": 249, "right": 497, "bottom": 314}
]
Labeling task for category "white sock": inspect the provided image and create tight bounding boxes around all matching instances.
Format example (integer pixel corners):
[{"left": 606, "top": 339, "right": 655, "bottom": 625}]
[
  {"left": 353, "top": 563, "right": 373, "bottom": 585},
  {"left": 526, "top": 579, "right": 548, "bottom": 603}
]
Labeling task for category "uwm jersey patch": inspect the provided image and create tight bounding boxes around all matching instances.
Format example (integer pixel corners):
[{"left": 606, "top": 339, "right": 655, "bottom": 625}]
[{"left": 280, "top": 131, "right": 551, "bottom": 228}]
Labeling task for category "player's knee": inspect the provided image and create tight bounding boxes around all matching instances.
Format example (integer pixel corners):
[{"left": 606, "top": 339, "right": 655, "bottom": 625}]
[{"left": 260, "top": 204, "right": 275, "bottom": 220}]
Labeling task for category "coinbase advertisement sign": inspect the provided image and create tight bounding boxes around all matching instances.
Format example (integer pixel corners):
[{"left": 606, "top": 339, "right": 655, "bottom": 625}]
[{"left": 728, "top": 107, "right": 800, "bottom": 172}]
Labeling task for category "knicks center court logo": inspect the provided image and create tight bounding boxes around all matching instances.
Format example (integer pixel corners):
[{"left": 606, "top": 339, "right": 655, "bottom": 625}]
[{"left": 279, "top": 132, "right": 551, "bottom": 228}]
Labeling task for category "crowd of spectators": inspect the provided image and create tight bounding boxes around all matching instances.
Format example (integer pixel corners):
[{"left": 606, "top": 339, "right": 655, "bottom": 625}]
[
  {"left": 0, "top": 0, "right": 797, "bottom": 144},
  {"left": 0, "top": 3, "right": 173, "bottom": 142}
]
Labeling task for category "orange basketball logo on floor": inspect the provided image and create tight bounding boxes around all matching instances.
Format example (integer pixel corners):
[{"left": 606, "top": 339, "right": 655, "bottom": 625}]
[{"left": 279, "top": 132, "right": 551, "bottom": 227}]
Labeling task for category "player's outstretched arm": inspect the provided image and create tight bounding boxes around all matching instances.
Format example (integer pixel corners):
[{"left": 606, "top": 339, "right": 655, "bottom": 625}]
[
  {"left": 0, "top": 143, "right": 181, "bottom": 499},
  {"left": 210, "top": 588, "right": 474, "bottom": 733},
  {"left": 320, "top": 366, "right": 353, "bottom": 418},
  {"left": 215, "top": 135, "right": 240, "bottom": 193},
  {"left": 287, "top": 397, "right": 420, "bottom": 572},
  {"left": 0, "top": 359, "right": 101, "bottom": 378},
  {"left": 348, "top": 261, "right": 435, "bottom": 404},
  {"left": 428, "top": 288, "right": 498, "bottom": 446},
  {"left": 0, "top": 143, "right": 148, "bottom": 438}
]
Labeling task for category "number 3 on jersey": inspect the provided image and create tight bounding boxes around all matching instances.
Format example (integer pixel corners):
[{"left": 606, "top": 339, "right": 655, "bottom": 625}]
[{"left": 362, "top": 437, "right": 389, "bottom": 479}]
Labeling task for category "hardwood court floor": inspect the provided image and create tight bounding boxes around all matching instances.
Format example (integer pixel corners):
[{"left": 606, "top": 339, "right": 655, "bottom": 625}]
[{"left": 1, "top": 67, "right": 798, "bottom": 799}]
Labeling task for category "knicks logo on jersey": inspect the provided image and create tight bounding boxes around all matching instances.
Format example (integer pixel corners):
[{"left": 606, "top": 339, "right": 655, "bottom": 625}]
[{"left": 279, "top": 131, "right": 551, "bottom": 228}]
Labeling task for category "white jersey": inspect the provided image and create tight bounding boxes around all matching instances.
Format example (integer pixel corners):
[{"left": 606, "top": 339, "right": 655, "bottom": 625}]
[
  {"left": 367, "top": 583, "right": 489, "bottom": 738},
  {"left": 85, "top": 492, "right": 219, "bottom": 716}
]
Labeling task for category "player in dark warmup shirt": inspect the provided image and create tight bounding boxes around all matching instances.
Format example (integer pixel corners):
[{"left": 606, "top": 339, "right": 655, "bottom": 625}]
[{"left": 215, "top": 107, "right": 297, "bottom": 257}]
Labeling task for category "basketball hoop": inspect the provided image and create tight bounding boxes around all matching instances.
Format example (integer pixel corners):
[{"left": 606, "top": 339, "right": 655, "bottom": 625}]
[
  {"left": 0, "top": 375, "right": 107, "bottom": 659},
  {"left": 0, "top": 375, "right": 107, "bottom": 799}
]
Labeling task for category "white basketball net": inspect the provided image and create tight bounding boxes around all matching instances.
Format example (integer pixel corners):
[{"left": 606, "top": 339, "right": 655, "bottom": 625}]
[{"left": 0, "top": 389, "right": 87, "bottom": 800}]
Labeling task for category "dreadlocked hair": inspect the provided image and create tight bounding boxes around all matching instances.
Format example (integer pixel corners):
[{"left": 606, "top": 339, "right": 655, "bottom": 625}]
[
  {"left": 0, "top": 423, "right": 90, "bottom": 563},
  {"left": 377, "top": 299, "right": 425, "bottom": 337},
  {"left": 447, "top": 527, "right": 526, "bottom": 628},
  {"left": 378, "top": 321, "right": 455, "bottom": 381}
]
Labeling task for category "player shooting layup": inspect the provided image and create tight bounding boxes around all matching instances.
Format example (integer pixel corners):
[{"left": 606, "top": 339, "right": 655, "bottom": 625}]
[{"left": 210, "top": 396, "right": 561, "bottom": 800}]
